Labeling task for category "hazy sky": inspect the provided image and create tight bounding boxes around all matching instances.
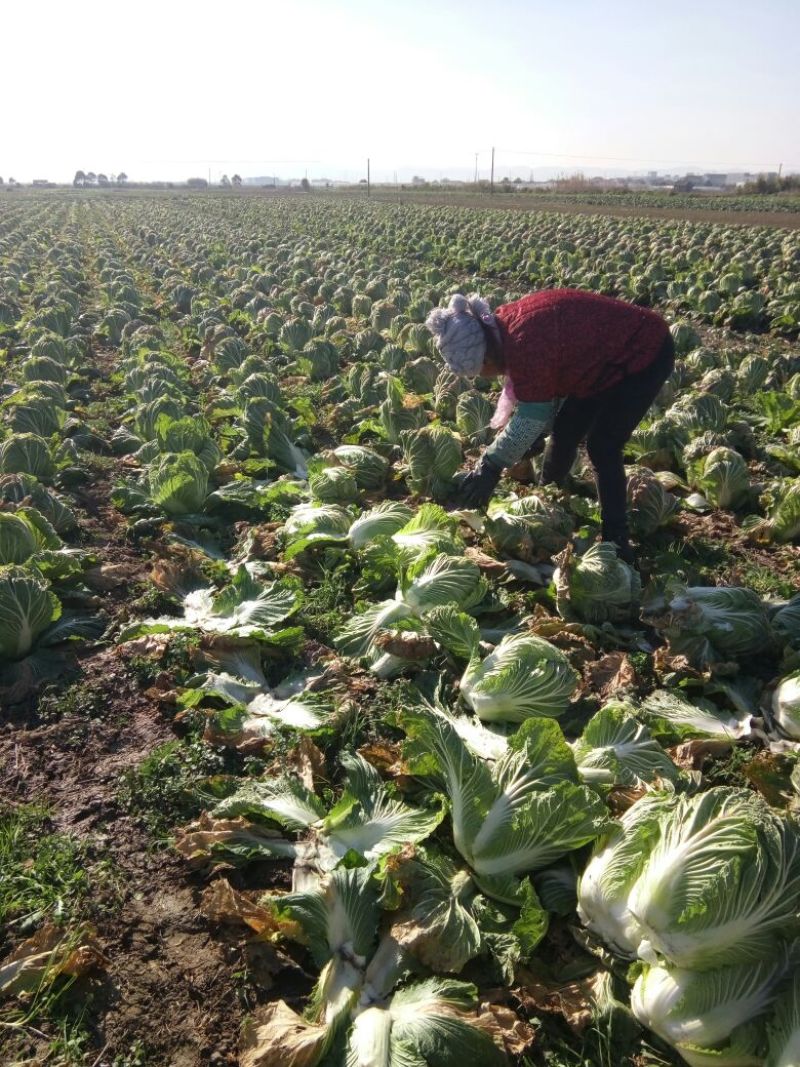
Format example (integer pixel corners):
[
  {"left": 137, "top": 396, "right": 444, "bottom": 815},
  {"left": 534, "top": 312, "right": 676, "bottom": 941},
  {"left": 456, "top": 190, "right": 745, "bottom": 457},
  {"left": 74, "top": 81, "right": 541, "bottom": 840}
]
[{"left": 4, "top": 0, "right": 798, "bottom": 182}]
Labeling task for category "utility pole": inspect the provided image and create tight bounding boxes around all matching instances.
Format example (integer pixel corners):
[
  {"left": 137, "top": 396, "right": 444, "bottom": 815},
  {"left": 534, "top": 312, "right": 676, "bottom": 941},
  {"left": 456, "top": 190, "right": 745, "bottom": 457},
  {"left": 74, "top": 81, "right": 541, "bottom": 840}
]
[
  {"left": 490, "top": 146, "right": 495, "bottom": 194},
  {"left": 367, "top": 158, "right": 371, "bottom": 197},
  {"left": 778, "top": 162, "right": 783, "bottom": 177},
  {"left": 474, "top": 153, "right": 478, "bottom": 184}
]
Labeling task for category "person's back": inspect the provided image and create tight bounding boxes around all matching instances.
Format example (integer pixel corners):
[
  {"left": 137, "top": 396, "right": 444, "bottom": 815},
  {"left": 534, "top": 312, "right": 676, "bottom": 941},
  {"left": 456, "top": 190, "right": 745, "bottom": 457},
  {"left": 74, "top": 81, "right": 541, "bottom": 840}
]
[{"left": 495, "top": 289, "right": 669, "bottom": 401}]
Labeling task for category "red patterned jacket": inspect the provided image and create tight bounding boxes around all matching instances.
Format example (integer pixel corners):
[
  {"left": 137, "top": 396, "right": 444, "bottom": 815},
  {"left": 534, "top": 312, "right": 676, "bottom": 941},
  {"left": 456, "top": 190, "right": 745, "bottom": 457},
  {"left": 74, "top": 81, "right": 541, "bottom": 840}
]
[{"left": 494, "top": 289, "right": 670, "bottom": 402}]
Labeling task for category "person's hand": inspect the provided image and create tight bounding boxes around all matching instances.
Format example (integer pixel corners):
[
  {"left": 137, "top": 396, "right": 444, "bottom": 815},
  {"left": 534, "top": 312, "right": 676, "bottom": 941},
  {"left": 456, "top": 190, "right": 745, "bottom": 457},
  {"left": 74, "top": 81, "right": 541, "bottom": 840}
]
[{"left": 455, "top": 456, "right": 502, "bottom": 509}]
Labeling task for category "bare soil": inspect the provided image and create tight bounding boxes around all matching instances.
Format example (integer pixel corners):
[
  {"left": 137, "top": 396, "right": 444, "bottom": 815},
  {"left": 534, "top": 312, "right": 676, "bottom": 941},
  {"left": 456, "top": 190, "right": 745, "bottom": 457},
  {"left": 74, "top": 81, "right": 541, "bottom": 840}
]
[{"left": 0, "top": 434, "right": 259, "bottom": 1065}]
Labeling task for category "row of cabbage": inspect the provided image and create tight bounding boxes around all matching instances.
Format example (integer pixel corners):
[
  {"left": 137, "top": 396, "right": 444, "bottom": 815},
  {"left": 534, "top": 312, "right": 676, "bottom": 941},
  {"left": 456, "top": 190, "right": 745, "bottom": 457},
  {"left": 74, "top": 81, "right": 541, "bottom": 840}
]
[{"left": 0, "top": 204, "right": 109, "bottom": 692}]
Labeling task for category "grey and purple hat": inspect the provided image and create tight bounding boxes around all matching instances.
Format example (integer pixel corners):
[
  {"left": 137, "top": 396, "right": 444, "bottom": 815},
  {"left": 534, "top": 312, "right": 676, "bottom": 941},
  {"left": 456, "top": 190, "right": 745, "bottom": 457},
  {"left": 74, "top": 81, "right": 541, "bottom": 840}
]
[{"left": 425, "top": 293, "right": 498, "bottom": 377}]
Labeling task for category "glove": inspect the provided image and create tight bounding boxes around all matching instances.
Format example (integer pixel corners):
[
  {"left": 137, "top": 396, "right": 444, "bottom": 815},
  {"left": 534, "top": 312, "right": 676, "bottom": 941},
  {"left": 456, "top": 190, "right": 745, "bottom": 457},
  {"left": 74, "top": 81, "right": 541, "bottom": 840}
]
[{"left": 455, "top": 456, "right": 502, "bottom": 509}]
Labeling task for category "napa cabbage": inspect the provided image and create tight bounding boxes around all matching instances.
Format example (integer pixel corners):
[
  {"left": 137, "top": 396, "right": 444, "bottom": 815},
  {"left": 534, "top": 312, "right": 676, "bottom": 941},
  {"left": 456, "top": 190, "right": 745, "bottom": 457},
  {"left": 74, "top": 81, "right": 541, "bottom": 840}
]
[
  {"left": 579, "top": 788, "right": 800, "bottom": 972},
  {"left": 458, "top": 629, "right": 578, "bottom": 723},
  {"left": 772, "top": 671, "right": 800, "bottom": 740},
  {"left": 0, "top": 565, "right": 61, "bottom": 661},
  {"left": 554, "top": 543, "right": 642, "bottom": 625},
  {"left": 401, "top": 425, "right": 463, "bottom": 501},
  {"left": 571, "top": 703, "right": 681, "bottom": 789},
  {"left": 641, "top": 582, "right": 772, "bottom": 665},
  {"left": 632, "top": 955, "right": 790, "bottom": 1067},
  {"left": 402, "top": 705, "right": 609, "bottom": 904},
  {"left": 485, "top": 494, "right": 574, "bottom": 563}
]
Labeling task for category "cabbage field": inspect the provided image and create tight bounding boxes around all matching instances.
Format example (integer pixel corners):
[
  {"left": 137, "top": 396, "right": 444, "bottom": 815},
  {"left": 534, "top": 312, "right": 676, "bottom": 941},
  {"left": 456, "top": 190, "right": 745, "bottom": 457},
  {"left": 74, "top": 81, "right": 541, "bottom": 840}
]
[{"left": 1, "top": 192, "right": 799, "bottom": 1067}]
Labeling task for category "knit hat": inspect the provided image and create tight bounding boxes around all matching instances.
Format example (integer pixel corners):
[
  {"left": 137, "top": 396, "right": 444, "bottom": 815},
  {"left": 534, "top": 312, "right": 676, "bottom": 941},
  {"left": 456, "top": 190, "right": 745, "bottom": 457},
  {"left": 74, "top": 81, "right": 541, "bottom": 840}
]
[{"left": 425, "top": 293, "right": 497, "bottom": 377}]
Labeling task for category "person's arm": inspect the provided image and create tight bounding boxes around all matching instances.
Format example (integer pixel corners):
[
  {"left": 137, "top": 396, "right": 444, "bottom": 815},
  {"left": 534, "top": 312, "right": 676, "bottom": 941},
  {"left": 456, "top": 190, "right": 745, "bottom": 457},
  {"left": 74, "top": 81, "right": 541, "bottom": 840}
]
[
  {"left": 456, "top": 401, "right": 555, "bottom": 508},
  {"left": 485, "top": 401, "right": 554, "bottom": 468}
]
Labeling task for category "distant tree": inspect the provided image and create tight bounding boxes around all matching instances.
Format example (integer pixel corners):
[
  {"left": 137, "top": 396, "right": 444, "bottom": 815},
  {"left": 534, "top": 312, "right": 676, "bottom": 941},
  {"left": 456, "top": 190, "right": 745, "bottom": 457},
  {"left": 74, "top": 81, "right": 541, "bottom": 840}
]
[
  {"left": 741, "top": 172, "right": 800, "bottom": 195},
  {"left": 0, "top": 177, "right": 4, "bottom": 185},
  {"left": 86, "top": 172, "right": 97, "bottom": 186},
  {"left": 8, "top": 177, "right": 18, "bottom": 185},
  {"left": 231, "top": 174, "right": 242, "bottom": 186},
  {"left": 513, "top": 176, "right": 522, "bottom": 184},
  {"left": 300, "top": 177, "right": 311, "bottom": 192},
  {"left": 186, "top": 177, "right": 209, "bottom": 189},
  {"left": 221, "top": 174, "right": 231, "bottom": 187},
  {"left": 73, "top": 170, "right": 86, "bottom": 187},
  {"left": 117, "top": 172, "right": 128, "bottom": 185},
  {"left": 501, "top": 176, "right": 511, "bottom": 184},
  {"left": 97, "top": 173, "right": 109, "bottom": 186}
]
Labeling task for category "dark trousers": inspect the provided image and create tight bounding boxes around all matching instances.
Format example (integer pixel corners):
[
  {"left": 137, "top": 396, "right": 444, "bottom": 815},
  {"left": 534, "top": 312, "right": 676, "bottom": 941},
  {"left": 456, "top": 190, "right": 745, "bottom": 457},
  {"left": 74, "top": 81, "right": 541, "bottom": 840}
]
[{"left": 539, "top": 335, "right": 676, "bottom": 543}]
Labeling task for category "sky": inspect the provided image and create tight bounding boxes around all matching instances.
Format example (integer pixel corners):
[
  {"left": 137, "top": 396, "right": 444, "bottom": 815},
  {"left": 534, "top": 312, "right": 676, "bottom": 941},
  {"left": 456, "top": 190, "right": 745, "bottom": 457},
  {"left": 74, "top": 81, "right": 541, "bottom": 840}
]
[{"left": 3, "top": 0, "right": 799, "bottom": 184}]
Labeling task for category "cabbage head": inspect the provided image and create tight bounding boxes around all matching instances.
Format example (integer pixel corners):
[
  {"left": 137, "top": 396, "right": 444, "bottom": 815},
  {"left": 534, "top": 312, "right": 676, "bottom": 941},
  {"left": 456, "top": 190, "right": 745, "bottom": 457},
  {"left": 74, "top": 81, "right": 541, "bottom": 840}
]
[
  {"left": 772, "top": 594, "right": 800, "bottom": 649},
  {"left": 308, "top": 466, "right": 360, "bottom": 504},
  {"left": 766, "top": 970, "right": 800, "bottom": 1067},
  {"left": 554, "top": 543, "right": 641, "bottom": 625},
  {"left": 485, "top": 494, "right": 574, "bottom": 563},
  {"left": 0, "top": 474, "right": 76, "bottom": 533},
  {"left": 460, "top": 631, "right": 578, "bottom": 722},
  {"left": 379, "top": 385, "right": 428, "bottom": 444},
  {"left": 670, "top": 321, "right": 700, "bottom": 355},
  {"left": 690, "top": 447, "right": 750, "bottom": 509},
  {"left": 572, "top": 703, "right": 680, "bottom": 790},
  {"left": 347, "top": 501, "right": 414, "bottom": 550},
  {"left": 580, "top": 787, "right": 800, "bottom": 972},
  {"left": 300, "top": 338, "right": 339, "bottom": 381},
  {"left": 772, "top": 671, "right": 800, "bottom": 740},
  {"left": 632, "top": 955, "right": 789, "bottom": 1067},
  {"left": 154, "top": 415, "right": 221, "bottom": 472},
  {"left": 146, "top": 452, "right": 210, "bottom": 516},
  {"left": 629, "top": 789, "right": 800, "bottom": 970},
  {"left": 641, "top": 582, "right": 772, "bottom": 665},
  {"left": 669, "top": 393, "right": 728, "bottom": 435},
  {"left": 761, "top": 480, "right": 800, "bottom": 544},
  {"left": 0, "top": 513, "right": 40, "bottom": 565},
  {"left": 329, "top": 445, "right": 389, "bottom": 491},
  {"left": 8, "top": 398, "right": 66, "bottom": 438},
  {"left": 0, "top": 434, "right": 55, "bottom": 483},
  {"left": 402, "top": 355, "right": 439, "bottom": 393},
  {"left": 0, "top": 565, "right": 61, "bottom": 660},
  {"left": 626, "top": 466, "right": 679, "bottom": 537},
  {"left": 456, "top": 391, "right": 494, "bottom": 444},
  {"left": 21, "top": 355, "right": 69, "bottom": 385},
  {"left": 401, "top": 425, "right": 462, "bottom": 501}
]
